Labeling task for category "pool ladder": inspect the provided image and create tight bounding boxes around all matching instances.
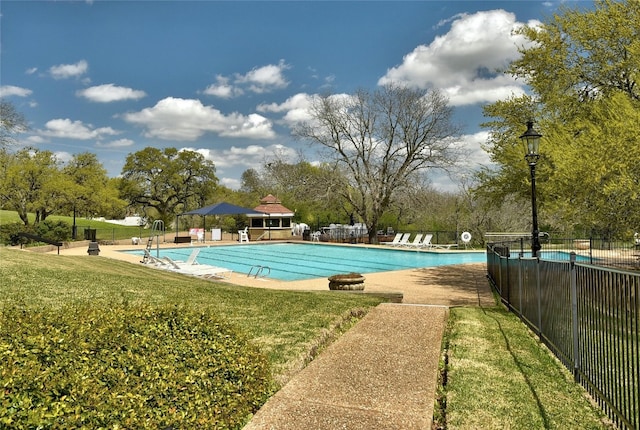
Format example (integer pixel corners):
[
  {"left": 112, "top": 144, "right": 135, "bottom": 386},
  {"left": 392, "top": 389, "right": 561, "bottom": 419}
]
[{"left": 248, "top": 265, "right": 271, "bottom": 279}]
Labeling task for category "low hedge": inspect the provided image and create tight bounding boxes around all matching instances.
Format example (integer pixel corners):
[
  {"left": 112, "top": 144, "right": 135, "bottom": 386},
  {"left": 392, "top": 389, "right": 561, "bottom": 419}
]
[{"left": 0, "top": 303, "right": 274, "bottom": 429}]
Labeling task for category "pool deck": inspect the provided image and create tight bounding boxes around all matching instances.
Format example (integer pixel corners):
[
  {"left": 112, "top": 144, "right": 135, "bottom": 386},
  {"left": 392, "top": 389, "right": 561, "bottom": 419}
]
[
  {"left": 47, "top": 239, "right": 490, "bottom": 305},
  {"left": 47, "top": 239, "right": 494, "bottom": 429}
]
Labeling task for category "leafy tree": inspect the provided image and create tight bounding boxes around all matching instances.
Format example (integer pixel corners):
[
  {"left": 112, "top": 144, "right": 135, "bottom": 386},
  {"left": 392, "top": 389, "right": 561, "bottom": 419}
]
[
  {"left": 294, "top": 84, "right": 461, "bottom": 243},
  {"left": 0, "top": 100, "right": 28, "bottom": 148},
  {"left": 0, "top": 148, "right": 65, "bottom": 225},
  {"left": 119, "top": 147, "right": 218, "bottom": 227},
  {"left": 63, "top": 153, "right": 127, "bottom": 235},
  {"left": 480, "top": 0, "right": 640, "bottom": 238}
]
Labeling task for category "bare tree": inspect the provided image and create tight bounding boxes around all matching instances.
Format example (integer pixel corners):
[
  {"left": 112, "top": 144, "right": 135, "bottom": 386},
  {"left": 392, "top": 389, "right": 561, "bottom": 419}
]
[
  {"left": 0, "top": 100, "right": 28, "bottom": 148},
  {"left": 294, "top": 84, "right": 461, "bottom": 243}
]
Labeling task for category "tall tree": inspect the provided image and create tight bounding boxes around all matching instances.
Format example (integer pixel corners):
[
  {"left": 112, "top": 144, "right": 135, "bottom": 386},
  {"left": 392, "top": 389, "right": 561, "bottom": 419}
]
[
  {"left": 480, "top": 0, "right": 640, "bottom": 238},
  {"left": 119, "top": 147, "right": 218, "bottom": 227},
  {"left": 63, "top": 153, "right": 127, "bottom": 234},
  {"left": 294, "top": 84, "right": 461, "bottom": 243},
  {"left": 241, "top": 159, "right": 348, "bottom": 227},
  {"left": 0, "top": 148, "right": 63, "bottom": 224}
]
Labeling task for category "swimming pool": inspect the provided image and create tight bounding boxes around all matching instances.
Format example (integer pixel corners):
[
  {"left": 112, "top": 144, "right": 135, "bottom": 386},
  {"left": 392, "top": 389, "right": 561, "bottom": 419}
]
[{"left": 128, "top": 243, "right": 486, "bottom": 281}]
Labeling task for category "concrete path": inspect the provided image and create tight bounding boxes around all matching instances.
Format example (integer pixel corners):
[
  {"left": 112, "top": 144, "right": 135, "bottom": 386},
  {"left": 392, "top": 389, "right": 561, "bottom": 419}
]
[{"left": 243, "top": 304, "right": 448, "bottom": 430}]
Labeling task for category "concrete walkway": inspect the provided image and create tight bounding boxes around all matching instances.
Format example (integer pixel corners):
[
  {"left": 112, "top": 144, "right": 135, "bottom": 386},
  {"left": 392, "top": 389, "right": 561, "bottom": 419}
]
[{"left": 244, "top": 304, "right": 448, "bottom": 430}]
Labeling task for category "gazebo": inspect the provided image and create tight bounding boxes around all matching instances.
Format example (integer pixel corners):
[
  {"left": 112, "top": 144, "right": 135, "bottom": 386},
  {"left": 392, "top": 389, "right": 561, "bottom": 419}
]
[{"left": 248, "top": 194, "right": 294, "bottom": 240}]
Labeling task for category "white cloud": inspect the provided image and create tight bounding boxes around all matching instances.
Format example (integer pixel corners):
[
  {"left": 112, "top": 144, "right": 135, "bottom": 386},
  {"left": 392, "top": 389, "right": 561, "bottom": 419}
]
[
  {"left": 54, "top": 151, "right": 73, "bottom": 164},
  {"left": 235, "top": 60, "right": 290, "bottom": 93},
  {"left": 379, "top": 10, "right": 539, "bottom": 106},
  {"left": 123, "top": 97, "right": 275, "bottom": 141},
  {"left": 203, "top": 61, "right": 290, "bottom": 98},
  {"left": 26, "top": 67, "right": 38, "bottom": 75},
  {"left": 190, "top": 143, "right": 297, "bottom": 171},
  {"left": 49, "top": 60, "right": 89, "bottom": 79},
  {"left": 77, "top": 84, "right": 146, "bottom": 102},
  {"left": 96, "top": 138, "right": 135, "bottom": 148},
  {"left": 460, "top": 130, "right": 492, "bottom": 167},
  {"left": 41, "top": 118, "right": 119, "bottom": 140},
  {"left": 202, "top": 75, "right": 243, "bottom": 99},
  {"left": 258, "top": 92, "right": 348, "bottom": 128},
  {"left": 0, "top": 85, "right": 32, "bottom": 97}
]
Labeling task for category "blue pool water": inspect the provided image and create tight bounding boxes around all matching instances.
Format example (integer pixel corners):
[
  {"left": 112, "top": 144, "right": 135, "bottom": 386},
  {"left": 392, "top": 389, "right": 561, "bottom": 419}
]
[
  {"left": 509, "top": 251, "right": 592, "bottom": 262},
  {"left": 128, "top": 243, "right": 486, "bottom": 281}
]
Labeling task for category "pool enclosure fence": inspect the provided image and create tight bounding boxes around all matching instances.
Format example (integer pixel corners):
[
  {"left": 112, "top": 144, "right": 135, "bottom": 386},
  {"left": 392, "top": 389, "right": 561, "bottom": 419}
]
[{"left": 487, "top": 241, "right": 639, "bottom": 429}]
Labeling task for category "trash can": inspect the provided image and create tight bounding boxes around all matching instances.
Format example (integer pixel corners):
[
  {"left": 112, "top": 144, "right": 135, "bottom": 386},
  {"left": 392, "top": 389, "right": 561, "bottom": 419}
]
[
  {"left": 87, "top": 241, "right": 100, "bottom": 256},
  {"left": 84, "top": 228, "right": 96, "bottom": 241},
  {"left": 303, "top": 229, "right": 311, "bottom": 241}
]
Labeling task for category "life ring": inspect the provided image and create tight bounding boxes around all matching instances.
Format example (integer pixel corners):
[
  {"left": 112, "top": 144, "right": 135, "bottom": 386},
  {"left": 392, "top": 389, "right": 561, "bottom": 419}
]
[{"left": 461, "top": 231, "right": 472, "bottom": 243}]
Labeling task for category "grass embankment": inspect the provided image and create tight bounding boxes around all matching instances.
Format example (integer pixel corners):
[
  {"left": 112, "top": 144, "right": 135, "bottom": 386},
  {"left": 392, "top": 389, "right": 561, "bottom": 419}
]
[
  {"left": 0, "top": 210, "right": 159, "bottom": 241},
  {"left": 441, "top": 306, "right": 611, "bottom": 429},
  {"left": 0, "top": 248, "right": 383, "bottom": 427}
]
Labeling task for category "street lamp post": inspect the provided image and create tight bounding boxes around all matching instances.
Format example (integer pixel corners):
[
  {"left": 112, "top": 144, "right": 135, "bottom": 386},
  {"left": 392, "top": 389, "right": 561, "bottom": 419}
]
[{"left": 520, "top": 121, "right": 542, "bottom": 257}]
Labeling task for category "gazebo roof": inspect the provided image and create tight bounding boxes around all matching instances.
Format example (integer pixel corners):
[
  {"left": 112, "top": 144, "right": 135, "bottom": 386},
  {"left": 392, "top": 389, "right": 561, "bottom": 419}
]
[{"left": 251, "top": 194, "right": 294, "bottom": 216}]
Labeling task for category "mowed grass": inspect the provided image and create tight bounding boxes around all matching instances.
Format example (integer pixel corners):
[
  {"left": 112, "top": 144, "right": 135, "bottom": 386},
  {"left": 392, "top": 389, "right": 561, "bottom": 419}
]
[
  {"left": 444, "top": 306, "right": 612, "bottom": 429},
  {"left": 0, "top": 248, "right": 384, "bottom": 381},
  {"left": 0, "top": 210, "right": 152, "bottom": 241}
]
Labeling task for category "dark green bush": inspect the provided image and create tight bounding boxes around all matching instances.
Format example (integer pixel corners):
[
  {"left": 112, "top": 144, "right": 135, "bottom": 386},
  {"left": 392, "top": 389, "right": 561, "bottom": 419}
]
[
  {"left": 0, "top": 303, "right": 274, "bottom": 429},
  {"left": 36, "top": 219, "right": 72, "bottom": 242},
  {"left": 0, "top": 222, "right": 34, "bottom": 246},
  {"left": 0, "top": 220, "right": 71, "bottom": 246}
]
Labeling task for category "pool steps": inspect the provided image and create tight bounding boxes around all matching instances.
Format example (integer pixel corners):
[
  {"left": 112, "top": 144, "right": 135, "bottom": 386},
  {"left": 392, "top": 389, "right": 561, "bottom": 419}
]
[{"left": 248, "top": 265, "right": 271, "bottom": 278}]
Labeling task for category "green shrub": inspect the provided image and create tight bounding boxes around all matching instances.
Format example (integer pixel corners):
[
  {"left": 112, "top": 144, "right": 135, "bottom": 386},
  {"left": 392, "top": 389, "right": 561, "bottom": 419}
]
[
  {"left": 0, "top": 220, "right": 71, "bottom": 246},
  {"left": 36, "top": 220, "right": 72, "bottom": 242},
  {"left": 0, "top": 222, "right": 34, "bottom": 246},
  {"left": 0, "top": 303, "right": 274, "bottom": 429}
]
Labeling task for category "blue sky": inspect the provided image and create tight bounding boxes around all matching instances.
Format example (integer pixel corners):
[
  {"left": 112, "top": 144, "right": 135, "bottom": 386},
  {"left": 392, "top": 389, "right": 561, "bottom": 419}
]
[{"left": 1, "top": 1, "right": 591, "bottom": 191}]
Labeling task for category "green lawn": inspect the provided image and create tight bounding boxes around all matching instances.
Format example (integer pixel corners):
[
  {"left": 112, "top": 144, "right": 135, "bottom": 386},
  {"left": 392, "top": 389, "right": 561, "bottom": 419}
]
[
  {"left": 442, "top": 306, "right": 612, "bottom": 429},
  {"left": 0, "top": 248, "right": 383, "bottom": 381},
  {"left": 0, "top": 210, "right": 155, "bottom": 241}
]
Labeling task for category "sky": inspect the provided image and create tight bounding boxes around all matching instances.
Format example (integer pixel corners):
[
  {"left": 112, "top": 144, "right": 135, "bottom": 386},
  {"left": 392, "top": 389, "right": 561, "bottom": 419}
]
[{"left": 1, "top": 0, "right": 592, "bottom": 191}]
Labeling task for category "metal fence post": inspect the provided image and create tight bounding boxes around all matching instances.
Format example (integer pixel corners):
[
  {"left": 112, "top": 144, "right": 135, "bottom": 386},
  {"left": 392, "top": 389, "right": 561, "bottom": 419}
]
[
  {"left": 518, "top": 255, "right": 523, "bottom": 317},
  {"left": 536, "top": 257, "right": 542, "bottom": 337},
  {"left": 569, "top": 252, "right": 580, "bottom": 382}
]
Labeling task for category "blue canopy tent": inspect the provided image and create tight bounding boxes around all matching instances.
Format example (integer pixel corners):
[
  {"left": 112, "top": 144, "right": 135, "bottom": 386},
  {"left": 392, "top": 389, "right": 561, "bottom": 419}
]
[{"left": 179, "top": 202, "right": 263, "bottom": 242}]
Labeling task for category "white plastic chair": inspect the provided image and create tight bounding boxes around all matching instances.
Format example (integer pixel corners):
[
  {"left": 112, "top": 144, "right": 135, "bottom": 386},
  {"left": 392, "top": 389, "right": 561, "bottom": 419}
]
[{"left": 238, "top": 227, "right": 249, "bottom": 243}]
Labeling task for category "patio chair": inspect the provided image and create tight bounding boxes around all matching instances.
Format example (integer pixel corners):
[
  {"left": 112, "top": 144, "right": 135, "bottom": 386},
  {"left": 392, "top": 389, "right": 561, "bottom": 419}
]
[
  {"left": 184, "top": 248, "right": 200, "bottom": 265},
  {"left": 394, "top": 233, "right": 411, "bottom": 247},
  {"left": 434, "top": 242, "right": 459, "bottom": 249},
  {"left": 161, "top": 257, "right": 231, "bottom": 279},
  {"left": 382, "top": 233, "right": 403, "bottom": 246},
  {"left": 142, "top": 249, "right": 166, "bottom": 266},
  {"left": 418, "top": 234, "right": 434, "bottom": 249},
  {"left": 239, "top": 227, "right": 249, "bottom": 243},
  {"left": 406, "top": 233, "right": 424, "bottom": 248}
]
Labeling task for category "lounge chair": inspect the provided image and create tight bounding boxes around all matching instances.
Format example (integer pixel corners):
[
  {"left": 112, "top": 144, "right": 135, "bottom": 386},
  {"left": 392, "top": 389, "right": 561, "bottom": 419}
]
[
  {"left": 434, "top": 242, "right": 459, "bottom": 249},
  {"left": 406, "top": 233, "right": 423, "bottom": 248},
  {"left": 394, "top": 233, "right": 411, "bottom": 247},
  {"left": 186, "top": 265, "right": 232, "bottom": 279},
  {"left": 161, "top": 256, "right": 231, "bottom": 279},
  {"left": 382, "top": 233, "right": 403, "bottom": 246},
  {"left": 142, "top": 249, "right": 166, "bottom": 266},
  {"left": 183, "top": 249, "right": 200, "bottom": 265},
  {"left": 418, "top": 234, "right": 434, "bottom": 249}
]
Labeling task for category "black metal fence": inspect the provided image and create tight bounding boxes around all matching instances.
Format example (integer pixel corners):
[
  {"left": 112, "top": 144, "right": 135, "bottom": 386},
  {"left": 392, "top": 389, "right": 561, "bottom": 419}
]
[
  {"left": 502, "top": 236, "right": 640, "bottom": 271},
  {"left": 487, "top": 243, "right": 639, "bottom": 429}
]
